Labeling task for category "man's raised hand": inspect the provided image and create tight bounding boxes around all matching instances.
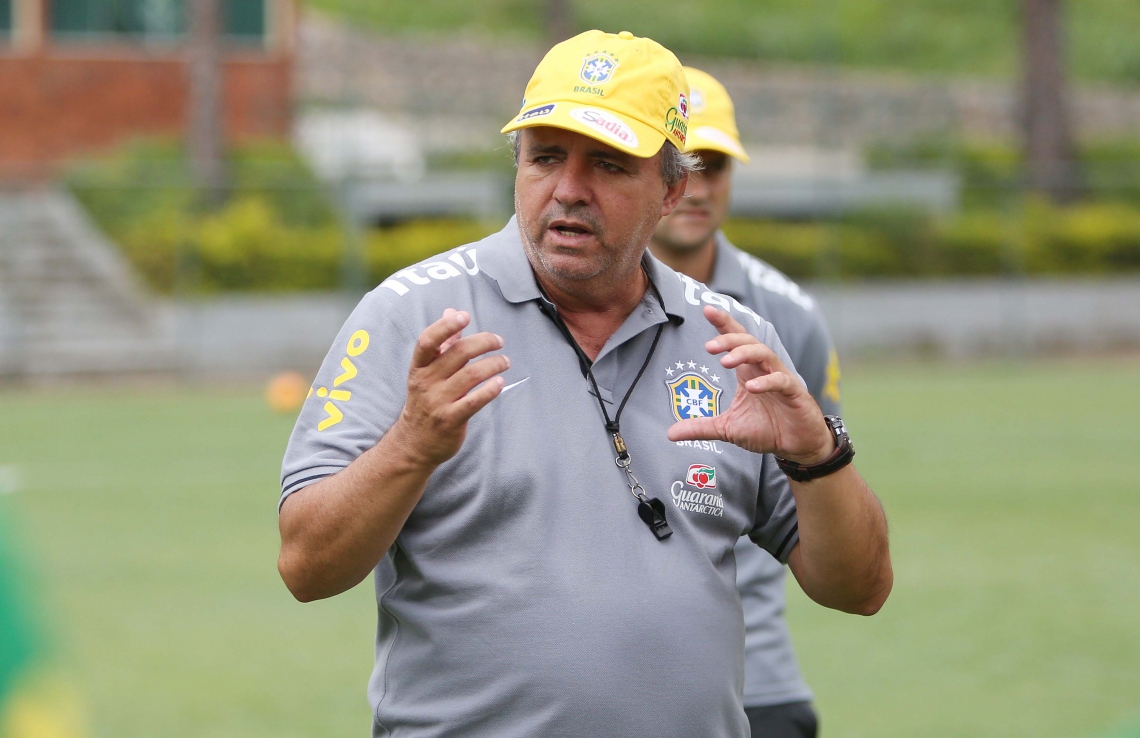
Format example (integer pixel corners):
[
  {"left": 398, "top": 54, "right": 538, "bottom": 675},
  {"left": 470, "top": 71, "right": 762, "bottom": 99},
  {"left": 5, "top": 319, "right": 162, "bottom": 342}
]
[
  {"left": 666, "top": 306, "right": 834, "bottom": 464},
  {"left": 395, "top": 309, "right": 509, "bottom": 467}
]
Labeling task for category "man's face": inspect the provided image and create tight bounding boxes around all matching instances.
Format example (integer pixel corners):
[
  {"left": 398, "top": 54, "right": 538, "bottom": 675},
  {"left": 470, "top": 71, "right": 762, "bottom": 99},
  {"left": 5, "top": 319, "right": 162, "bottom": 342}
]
[
  {"left": 514, "top": 127, "right": 687, "bottom": 284},
  {"left": 652, "top": 150, "right": 732, "bottom": 253}
]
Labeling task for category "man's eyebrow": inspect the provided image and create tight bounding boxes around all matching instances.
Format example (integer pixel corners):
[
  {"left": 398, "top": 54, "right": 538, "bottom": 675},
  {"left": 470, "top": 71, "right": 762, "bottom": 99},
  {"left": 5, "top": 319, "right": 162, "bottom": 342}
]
[
  {"left": 526, "top": 143, "right": 567, "bottom": 156},
  {"left": 587, "top": 148, "right": 637, "bottom": 167}
]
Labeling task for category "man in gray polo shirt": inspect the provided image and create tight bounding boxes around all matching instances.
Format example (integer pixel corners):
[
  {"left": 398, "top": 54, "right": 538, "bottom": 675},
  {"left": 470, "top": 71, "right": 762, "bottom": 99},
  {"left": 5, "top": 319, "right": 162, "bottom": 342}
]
[
  {"left": 650, "top": 68, "right": 841, "bottom": 738},
  {"left": 278, "top": 30, "right": 891, "bottom": 738}
]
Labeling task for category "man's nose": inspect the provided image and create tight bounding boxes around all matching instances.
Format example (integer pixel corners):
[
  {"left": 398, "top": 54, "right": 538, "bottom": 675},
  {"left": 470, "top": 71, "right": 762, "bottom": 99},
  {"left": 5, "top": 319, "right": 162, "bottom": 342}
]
[{"left": 552, "top": 156, "right": 592, "bottom": 207}]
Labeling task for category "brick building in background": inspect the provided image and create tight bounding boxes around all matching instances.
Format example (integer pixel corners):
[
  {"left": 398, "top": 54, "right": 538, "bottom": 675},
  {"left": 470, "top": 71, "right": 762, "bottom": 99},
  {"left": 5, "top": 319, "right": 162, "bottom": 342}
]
[{"left": 0, "top": 0, "right": 294, "bottom": 173}]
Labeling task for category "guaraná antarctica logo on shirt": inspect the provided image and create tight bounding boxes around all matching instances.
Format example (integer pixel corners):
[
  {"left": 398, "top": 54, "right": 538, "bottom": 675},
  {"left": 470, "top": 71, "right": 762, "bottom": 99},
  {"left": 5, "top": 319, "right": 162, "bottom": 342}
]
[
  {"left": 310, "top": 329, "right": 370, "bottom": 431},
  {"left": 685, "top": 463, "right": 716, "bottom": 489},
  {"left": 671, "top": 464, "right": 724, "bottom": 517},
  {"left": 665, "top": 360, "right": 722, "bottom": 422}
]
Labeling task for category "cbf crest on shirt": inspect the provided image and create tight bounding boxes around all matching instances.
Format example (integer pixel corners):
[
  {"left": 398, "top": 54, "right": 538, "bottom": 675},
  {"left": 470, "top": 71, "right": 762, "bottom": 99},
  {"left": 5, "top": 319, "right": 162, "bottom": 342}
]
[{"left": 666, "top": 364, "right": 723, "bottom": 422}]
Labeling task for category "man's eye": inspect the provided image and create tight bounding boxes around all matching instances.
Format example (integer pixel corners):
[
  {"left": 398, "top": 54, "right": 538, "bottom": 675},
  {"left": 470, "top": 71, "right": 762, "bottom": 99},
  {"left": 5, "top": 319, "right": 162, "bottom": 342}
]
[
  {"left": 533, "top": 156, "right": 559, "bottom": 165},
  {"left": 598, "top": 161, "right": 623, "bottom": 173}
]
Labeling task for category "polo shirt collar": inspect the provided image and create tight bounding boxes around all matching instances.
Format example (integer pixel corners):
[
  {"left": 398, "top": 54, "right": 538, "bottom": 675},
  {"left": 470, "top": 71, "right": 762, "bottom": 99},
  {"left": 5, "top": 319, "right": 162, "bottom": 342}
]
[
  {"left": 481, "top": 216, "right": 687, "bottom": 323},
  {"left": 479, "top": 217, "right": 544, "bottom": 304},
  {"left": 707, "top": 231, "right": 748, "bottom": 301}
]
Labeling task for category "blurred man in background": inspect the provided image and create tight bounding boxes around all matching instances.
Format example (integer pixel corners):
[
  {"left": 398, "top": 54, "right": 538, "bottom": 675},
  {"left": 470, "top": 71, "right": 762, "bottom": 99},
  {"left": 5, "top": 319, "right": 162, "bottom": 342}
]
[{"left": 650, "top": 68, "right": 842, "bottom": 738}]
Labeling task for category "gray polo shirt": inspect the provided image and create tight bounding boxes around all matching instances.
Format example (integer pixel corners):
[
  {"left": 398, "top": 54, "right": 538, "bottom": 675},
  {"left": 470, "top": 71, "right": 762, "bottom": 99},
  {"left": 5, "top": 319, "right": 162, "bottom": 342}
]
[
  {"left": 280, "top": 219, "right": 803, "bottom": 738},
  {"left": 707, "top": 232, "right": 841, "bottom": 709}
]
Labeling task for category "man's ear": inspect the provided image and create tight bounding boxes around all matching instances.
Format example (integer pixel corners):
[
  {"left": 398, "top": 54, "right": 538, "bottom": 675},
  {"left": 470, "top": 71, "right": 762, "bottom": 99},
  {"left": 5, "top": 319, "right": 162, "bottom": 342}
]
[{"left": 660, "top": 173, "right": 689, "bottom": 217}]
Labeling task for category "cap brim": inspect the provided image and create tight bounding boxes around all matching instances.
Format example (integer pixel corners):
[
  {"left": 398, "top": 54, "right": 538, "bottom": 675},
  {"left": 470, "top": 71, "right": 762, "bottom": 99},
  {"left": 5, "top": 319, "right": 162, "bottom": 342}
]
[
  {"left": 686, "top": 125, "right": 750, "bottom": 163},
  {"left": 502, "top": 103, "right": 666, "bottom": 158}
]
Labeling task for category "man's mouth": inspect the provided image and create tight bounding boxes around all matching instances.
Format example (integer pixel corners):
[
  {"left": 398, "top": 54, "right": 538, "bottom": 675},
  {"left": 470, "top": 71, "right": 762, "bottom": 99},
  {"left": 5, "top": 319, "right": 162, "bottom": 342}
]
[
  {"left": 548, "top": 219, "right": 594, "bottom": 240},
  {"left": 554, "top": 225, "right": 588, "bottom": 235}
]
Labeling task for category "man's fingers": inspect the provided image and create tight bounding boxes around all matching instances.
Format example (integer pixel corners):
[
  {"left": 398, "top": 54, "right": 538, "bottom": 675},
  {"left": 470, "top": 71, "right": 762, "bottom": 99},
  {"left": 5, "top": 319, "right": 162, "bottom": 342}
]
[
  {"left": 412, "top": 309, "right": 469, "bottom": 368},
  {"left": 703, "top": 306, "right": 747, "bottom": 336},
  {"left": 450, "top": 375, "right": 505, "bottom": 422},
  {"left": 666, "top": 417, "right": 723, "bottom": 443},
  {"left": 743, "top": 371, "right": 799, "bottom": 397},
  {"left": 705, "top": 331, "right": 759, "bottom": 357},
  {"left": 440, "top": 354, "right": 511, "bottom": 401},
  {"left": 427, "top": 332, "right": 506, "bottom": 379},
  {"left": 721, "top": 342, "right": 788, "bottom": 374}
]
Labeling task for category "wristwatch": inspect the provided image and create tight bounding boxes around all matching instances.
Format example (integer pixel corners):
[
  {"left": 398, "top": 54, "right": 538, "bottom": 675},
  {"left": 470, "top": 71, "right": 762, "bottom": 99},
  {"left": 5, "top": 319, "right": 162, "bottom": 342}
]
[{"left": 775, "top": 415, "right": 855, "bottom": 482}]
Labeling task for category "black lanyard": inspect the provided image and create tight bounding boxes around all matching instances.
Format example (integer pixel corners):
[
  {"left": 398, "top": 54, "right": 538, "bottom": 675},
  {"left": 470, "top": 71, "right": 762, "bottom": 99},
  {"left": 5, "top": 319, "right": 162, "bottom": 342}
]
[{"left": 537, "top": 278, "right": 673, "bottom": 540}]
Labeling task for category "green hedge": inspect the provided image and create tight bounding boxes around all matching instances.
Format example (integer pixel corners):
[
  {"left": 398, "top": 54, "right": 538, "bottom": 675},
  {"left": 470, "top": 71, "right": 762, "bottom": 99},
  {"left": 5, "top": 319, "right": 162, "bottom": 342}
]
[
  {"left": 724, "top": 199, "right": 1140, "bottom": 280},
  {"left": 102, "top": 197, "right": 1140, "bottom": 292},
  {"left": 69, "top": 139, "right": 498, "bottom": 293},
  {"left": 106, "top": 195, "right": 496, "bottom": 293},
  {"left": 73, "top": 139, "right": 1140, "bottom": 293}
]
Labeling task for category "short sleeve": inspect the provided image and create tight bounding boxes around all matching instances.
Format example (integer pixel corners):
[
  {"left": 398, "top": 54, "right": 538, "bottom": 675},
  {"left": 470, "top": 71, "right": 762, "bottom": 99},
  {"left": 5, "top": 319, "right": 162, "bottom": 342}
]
[
  {"left": 279, "top": 289, "right": 417, "bottom": 511},
  {"left": 748, "top": 454, "right": 799, "bottom": 563}
]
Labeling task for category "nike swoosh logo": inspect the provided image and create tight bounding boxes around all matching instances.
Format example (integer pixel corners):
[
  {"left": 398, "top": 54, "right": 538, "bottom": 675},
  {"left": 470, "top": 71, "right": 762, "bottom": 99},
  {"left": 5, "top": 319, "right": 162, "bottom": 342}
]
[{"left": 501, "top": 377, "right": 530, "bottom": 394}]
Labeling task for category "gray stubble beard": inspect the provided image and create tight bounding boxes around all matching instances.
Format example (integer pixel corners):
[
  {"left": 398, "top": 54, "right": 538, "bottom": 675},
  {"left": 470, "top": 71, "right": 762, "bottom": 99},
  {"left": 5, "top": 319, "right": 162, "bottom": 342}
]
[{"left": 515, "top": 192, "right": 662, "bottom": 290}]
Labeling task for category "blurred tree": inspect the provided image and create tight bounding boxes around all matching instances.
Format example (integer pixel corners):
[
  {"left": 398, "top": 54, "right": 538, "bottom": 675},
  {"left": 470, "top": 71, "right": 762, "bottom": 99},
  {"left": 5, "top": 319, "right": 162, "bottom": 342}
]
[
  {"left": 187, "top": 0, "right": 227, "bottom": 205},
  {"left": 1022, "top": 0, "right": 1080, "bottom": 202},
  {"left": 546, "top": 0, "right": 573, "bottom": 44}
]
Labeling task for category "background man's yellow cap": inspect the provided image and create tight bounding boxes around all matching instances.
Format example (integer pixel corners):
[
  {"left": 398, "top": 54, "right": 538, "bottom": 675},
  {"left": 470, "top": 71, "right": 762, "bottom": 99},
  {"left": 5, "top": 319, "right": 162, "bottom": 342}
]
[
  {"left": 683, "top": 67, "right": 750, "bottom": 163},
  {"left": 502, "top": 30, "right": 690, "bottom": 158}
]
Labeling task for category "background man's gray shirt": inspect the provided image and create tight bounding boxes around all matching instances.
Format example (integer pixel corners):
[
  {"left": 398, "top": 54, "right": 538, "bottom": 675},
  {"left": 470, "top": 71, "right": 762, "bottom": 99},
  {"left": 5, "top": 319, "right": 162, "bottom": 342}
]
[
  {"left": 281, "top": 220, "right": 804, "bottom": 738},
  {"left": 708, "top": 232, "right": 842, "bottom": 708}
]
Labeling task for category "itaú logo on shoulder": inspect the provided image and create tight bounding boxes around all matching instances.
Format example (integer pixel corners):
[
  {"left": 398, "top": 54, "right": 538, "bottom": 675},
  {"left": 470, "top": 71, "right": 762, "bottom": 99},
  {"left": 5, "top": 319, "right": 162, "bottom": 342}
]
[{"left": 570, "top": 107, "right": 639, "bottom": 148}]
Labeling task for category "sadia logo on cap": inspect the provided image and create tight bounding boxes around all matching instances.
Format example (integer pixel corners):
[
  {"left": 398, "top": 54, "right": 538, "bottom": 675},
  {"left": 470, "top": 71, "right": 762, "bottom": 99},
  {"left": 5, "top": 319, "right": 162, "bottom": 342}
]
[
  {"left": 580, "top": 53, "right": 618, "bottom": 85},
  {"left": 678, "top": 93, "right": 689, "bottom": 119},
  {"left": 570, "top": 107, "right": 639, "bottom": 148}
]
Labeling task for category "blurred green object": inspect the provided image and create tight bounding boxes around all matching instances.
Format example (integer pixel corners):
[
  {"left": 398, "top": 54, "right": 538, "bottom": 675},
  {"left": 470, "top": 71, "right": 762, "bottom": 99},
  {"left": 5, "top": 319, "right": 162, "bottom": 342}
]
[
  {"left": 0, "top": 357, "right": 1137, "bottom": 737},
  {"left": 304, "top": 0, "right": 1140, "bottom": 83},
  {"left": 0, "top": 502, "right": 87, "bottom": 737},
  {"left": 0, "top": 508, "right": 38, "bottom": 708}
]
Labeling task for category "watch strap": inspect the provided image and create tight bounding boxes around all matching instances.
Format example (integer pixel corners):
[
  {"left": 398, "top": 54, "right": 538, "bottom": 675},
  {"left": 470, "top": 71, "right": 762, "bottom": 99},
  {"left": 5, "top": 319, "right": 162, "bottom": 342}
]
[{"left": 775, "top": 415, "right": 855, "bottom": 482}]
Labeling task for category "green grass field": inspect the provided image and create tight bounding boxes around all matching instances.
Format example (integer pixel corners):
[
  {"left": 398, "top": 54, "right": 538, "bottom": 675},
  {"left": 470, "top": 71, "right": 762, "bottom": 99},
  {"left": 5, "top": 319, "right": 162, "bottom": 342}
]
[
  {"left": 1, "top": 358, "right": 1138, "bottom": 737},
  {"left": 306, "top": 0, "right": 1140, "bottom": 84}
]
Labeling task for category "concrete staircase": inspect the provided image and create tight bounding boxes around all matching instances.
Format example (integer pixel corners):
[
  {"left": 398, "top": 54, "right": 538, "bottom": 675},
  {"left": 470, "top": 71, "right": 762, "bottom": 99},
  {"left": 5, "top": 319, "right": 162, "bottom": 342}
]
[{"left": 0, "top": 189, "right": 175, "bottom": 377}]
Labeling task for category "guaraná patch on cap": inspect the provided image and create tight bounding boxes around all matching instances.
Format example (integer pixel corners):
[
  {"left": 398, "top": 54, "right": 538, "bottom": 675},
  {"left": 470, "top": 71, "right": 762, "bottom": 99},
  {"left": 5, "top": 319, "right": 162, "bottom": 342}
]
[
  {"left": 569, "top": 107, "right": 639, "bottom": 149},
  {"left": 665, "top": 102, "right": 688, "bottom": 146}
]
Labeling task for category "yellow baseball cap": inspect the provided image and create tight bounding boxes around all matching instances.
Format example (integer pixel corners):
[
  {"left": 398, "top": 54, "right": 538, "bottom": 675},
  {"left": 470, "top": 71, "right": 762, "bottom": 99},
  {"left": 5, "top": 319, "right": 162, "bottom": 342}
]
[
  {"left": 683, "top": 67, "right": 750, "bottom": 163},
  {"left": 501, "top": 30, "right": 690, "bottom": 158}
]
